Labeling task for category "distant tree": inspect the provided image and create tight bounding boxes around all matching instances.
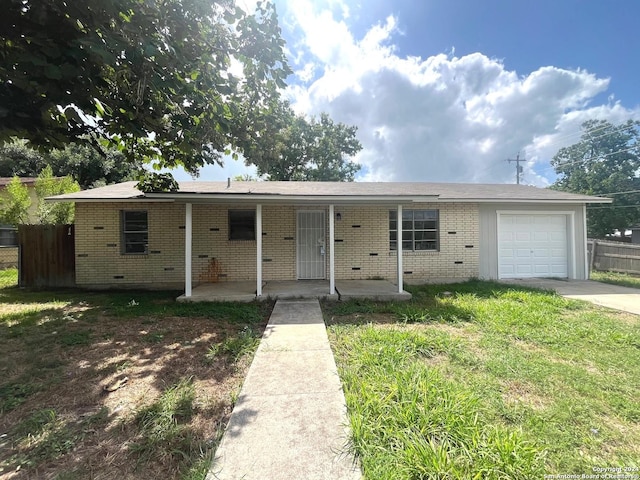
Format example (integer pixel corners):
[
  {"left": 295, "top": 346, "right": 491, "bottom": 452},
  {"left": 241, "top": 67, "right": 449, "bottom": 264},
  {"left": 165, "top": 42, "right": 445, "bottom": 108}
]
[
  {"left": 245, "top": 102, "right": 362, "bottom": 181},
  {"left": 0, "top": 0, "right": 290, "bottom": 182},
  {"left": 35, "top": 166, "right": 80, "bottom": 224},
  {"left": 47, "top": 143, "right": 140, "bottom": 189},
  {"left": 0, "top": 139, "right": 140, "bottom": 189},
  {"left": 232, "top": 174, "right": 258, "bottom": 181},
  {"left": 551, "top": 119, "right": 640, "bottom": 237},
  {"left": 0, "top": 139, "right": 45, "bottom": 178},
  {"left": 0, "top": 176, "right": 31, "bottom": 225}
]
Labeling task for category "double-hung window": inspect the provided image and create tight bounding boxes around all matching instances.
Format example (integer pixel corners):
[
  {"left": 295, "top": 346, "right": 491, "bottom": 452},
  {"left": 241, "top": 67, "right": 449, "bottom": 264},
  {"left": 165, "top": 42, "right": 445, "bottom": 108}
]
[
  {"left": 121, "top": 211, "right": 148, "bottom": 254},
  {"left": 390, "top": 209, "right": 439, "bottom": 251}
]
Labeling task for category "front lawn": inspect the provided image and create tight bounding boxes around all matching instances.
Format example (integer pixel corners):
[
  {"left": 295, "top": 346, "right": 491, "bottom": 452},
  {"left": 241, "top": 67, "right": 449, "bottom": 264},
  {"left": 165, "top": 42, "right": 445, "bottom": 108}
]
[
  {"left": 324, "top": 281, "right": 640, "bottom": 479},
  {"left": 0, "top": 278, "right": 273, "bottom": 479}
]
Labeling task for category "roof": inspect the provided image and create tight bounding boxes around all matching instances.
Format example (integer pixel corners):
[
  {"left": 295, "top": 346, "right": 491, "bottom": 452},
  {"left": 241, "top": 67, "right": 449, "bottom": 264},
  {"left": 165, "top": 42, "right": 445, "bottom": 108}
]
[
  {"left": 47, "top": 180, "right": 612, "bottom": 204},
  {"left": 0, "top": 177, "right": 39, "bottom": 187}
]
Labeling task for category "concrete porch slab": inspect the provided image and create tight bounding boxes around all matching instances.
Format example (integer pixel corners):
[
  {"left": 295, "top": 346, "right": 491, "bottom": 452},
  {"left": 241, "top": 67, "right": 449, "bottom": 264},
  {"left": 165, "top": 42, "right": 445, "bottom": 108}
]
[
  {"left": 262, "top": 280, "right": 338, "bottom": 300},
  {"left": 176, "top": 281, "right": 257, "bottom": 303},
  {"left": 336, "top": 280, "right": 412, "bottom": 301},
  {"left": 177, "top": 279, "right": 411, "bottom": 302}
]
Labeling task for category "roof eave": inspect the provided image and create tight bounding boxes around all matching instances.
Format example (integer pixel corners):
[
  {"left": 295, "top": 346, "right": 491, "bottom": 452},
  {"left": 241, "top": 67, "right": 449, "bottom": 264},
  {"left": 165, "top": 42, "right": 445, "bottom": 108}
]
[
  {"left": 142, "top": 193, "right": 441, "bottom": 204},
  {"left": 46, "top": 196, "right": 172, "bottom": 203},
  {"left": 441, "top": 197, "right": 613, "bottom": 204}
]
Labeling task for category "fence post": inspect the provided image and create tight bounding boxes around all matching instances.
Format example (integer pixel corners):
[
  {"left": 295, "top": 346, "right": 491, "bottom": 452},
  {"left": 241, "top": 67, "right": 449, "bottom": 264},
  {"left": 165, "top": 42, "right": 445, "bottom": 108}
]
[
  {"left": 589, "top": 239, "right": 598, "bottom": 274},
  {"left": 18, "top": 243, "right": 22, "bottom": 287}
]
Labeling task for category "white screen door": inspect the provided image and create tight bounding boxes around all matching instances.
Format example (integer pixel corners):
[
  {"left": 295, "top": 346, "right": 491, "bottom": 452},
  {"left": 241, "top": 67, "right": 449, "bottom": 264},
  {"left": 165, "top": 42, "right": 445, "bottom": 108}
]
[{"left": 297, "top": 211, "right": 326, "bottom": 279}]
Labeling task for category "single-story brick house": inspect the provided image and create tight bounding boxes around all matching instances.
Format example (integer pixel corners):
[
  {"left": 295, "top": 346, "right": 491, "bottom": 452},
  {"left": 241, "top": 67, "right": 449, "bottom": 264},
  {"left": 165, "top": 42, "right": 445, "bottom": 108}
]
[{"left": 49, "top": 180, "right": 609, "bottom": 298}]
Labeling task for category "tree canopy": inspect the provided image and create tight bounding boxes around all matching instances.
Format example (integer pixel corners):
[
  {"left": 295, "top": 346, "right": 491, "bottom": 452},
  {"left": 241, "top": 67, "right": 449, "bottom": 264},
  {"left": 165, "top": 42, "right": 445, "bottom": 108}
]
[
  {"left": 0, "top": 177, "right": 31, "bottom": 225},
  {"left": 0, "top": 0, "right": 290, "bottom": 176},
  {"left": 551, "top": 119, "right": 640, "bottom": 237},
  {"left": 244, "top": 102, "right": 362, "bottom": 181},
  {"left": 0, "top": 139, "right": 140, "bottom": 189},
  {"left": 0, "top": 169, "right": 80, "bottom": 225}
]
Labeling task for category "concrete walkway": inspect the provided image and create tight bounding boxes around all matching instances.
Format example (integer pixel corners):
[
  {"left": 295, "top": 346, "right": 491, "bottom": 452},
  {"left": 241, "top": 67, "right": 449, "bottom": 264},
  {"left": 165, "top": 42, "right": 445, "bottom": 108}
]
[
  {"left": 206, "top": 299, "right": 361, "bottom": 480},
  {"left": 504, "top": 278, "right": 640, "bottom": 315}
]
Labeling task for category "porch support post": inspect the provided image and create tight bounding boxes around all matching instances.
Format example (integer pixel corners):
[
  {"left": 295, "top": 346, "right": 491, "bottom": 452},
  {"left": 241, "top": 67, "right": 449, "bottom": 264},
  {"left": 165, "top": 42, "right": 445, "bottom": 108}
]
[
  {"left": 185, "top": 203, "right": 192, "bottom": 298},
  {"left": 329, "top": 204, "right": 336, "bottom": 295},
  {"left": 256, "top": 204, "right": 262, "bottom": 297},
  {"left": 397, "top": 204, "right": 403, "bottom": 293}
]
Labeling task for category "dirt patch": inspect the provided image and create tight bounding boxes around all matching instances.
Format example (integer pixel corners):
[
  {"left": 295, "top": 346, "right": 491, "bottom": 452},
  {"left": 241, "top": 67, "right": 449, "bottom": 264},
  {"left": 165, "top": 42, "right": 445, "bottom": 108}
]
[
  {"left": 501, "top": 380, "right": 549, "bottom": 411},
  {"left": 0, "top": 304, "right": 270, "bottom": 480}
]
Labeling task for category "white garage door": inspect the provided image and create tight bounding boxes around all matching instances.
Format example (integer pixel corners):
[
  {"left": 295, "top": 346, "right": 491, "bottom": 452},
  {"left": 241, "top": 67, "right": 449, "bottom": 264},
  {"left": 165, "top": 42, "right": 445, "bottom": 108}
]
[{"left": 498, "top": 214, "right": 568, "bottom": 279}]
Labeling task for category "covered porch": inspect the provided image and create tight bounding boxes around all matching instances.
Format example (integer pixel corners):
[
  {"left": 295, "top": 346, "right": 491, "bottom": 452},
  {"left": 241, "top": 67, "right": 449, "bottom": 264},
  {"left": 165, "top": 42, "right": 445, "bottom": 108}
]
[
  {"left": 176, "top": 279, "right": 412, "bottom": 303},
  {"left": 172, "top": 199, "right": 415, "bottom": 302}
]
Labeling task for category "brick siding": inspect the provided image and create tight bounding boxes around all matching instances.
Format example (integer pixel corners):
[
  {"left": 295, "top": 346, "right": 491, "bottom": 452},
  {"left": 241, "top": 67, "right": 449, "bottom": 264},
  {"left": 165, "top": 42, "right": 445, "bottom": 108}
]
[{"left": 75, "top": 202, "right": 480, "bottom": 288}]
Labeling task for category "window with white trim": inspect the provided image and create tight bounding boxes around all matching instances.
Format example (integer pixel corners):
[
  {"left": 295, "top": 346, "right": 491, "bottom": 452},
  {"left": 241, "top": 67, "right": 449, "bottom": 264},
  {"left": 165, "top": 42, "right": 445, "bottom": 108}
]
[
  {"left": 121, "top": 210, "right": 148, "bottom": 254},
  {"left": 389, "top": 209, "right": 439, "bottom": 251}
]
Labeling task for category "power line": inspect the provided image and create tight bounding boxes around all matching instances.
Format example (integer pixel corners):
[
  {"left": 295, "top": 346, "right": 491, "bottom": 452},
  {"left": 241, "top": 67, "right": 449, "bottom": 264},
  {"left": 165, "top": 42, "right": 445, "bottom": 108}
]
[
  {"left": 594, "top": 189, "right": 640, "bottom": 197},
  {"left": 587, "top": 204, "right": 640, "bottom": 210},
  {"left": 531, "top": 122, "right": 630, "bottom": 154},
  {"left": 506, "top": 152, "right": 527, "bottom": 184},
  {"left": 539, "top": 144, "right": 639, "bottom": 173}
]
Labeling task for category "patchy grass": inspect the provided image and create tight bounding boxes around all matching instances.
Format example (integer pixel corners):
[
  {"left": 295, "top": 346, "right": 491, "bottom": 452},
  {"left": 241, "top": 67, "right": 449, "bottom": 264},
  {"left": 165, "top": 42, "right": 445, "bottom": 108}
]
[
  {"left": 324, "top": 280, "right": 640, "bottom": 479},
  {"left": 591, "top": 270, "right": 640, "bottom": 289},
  {"left": 0, "top": 267, "right": 17, "bottom": 288},
  {"left": 0, "top": 283, "right": 273, "bottom": 479},
  {"left": 206, "top": 326, "right": 261, "bottom": 364}
]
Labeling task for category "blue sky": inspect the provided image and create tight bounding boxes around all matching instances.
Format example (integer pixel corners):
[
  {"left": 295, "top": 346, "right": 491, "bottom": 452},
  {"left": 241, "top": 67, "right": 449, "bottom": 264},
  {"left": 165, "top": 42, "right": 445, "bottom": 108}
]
[{"left": 177, "top": 0, "right": 640, "bottom": 185}]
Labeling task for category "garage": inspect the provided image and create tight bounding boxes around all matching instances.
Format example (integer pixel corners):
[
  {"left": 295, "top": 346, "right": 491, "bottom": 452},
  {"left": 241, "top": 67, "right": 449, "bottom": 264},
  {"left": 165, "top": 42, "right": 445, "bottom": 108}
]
[{"left": 498, "top": 213, "right": 569, "bottom": 279}]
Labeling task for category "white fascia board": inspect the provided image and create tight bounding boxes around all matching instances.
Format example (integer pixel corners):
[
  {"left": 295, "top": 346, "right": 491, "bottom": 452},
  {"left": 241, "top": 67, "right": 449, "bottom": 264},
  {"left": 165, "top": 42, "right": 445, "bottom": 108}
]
[
  {"left": 46, "top": 197, "right": 174, "bottom": 203},
  {"left": 440, "top": 198, "right": 613, "bottom": 204},
  {"left": 143, "top": 194, "right": 440, "bottom": 204}
]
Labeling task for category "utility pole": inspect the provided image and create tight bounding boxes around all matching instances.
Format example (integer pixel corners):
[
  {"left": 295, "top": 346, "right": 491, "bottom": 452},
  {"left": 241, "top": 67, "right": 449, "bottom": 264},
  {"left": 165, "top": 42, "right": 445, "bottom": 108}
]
[{"left": 506, "top": 152, "right": 526, "bottom": 185}]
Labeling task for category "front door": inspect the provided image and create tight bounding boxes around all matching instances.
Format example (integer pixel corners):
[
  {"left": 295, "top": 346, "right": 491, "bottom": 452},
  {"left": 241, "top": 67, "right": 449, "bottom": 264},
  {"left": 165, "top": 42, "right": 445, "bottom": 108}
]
[{"left": 297, "top": 210, "right": 326, "bottom": 279}]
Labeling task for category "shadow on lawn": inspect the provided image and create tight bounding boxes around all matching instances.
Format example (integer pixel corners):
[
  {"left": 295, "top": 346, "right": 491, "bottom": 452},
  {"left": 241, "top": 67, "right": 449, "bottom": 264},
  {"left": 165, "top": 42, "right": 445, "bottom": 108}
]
[{"left": 0, "top": 285, "right": 273, "bottom": 479}]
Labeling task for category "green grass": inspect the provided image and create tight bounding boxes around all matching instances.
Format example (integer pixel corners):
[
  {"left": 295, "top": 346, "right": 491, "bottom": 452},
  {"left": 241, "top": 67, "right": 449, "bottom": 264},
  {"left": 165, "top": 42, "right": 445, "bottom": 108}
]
[
  {"left": 325, "top": 280, "right": 640, "bottom": 479},
  {"left": 8, "top": 408, "right": 86, "bottom": 469},
  {"left": 206, "top": 326, "right": 261, "bottom": 364},
  {"left": 130, "top": 378, "right": 197, "bottom": 465},
  {"left": 0, "top": 267, "right": 17, "bottom": 288},
  {"left": 591, "top": 270, "right": 640, "bottom": 289}
]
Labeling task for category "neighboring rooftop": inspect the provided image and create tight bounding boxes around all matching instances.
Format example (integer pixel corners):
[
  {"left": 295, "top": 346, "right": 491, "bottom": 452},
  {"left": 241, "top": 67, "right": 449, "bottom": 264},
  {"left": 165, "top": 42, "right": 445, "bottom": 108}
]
[
  {"left": 0, "top": 177, "right": 39, "bottom": 187},
  {"left": 47, "top": 180, "right": 612, "bottom": 204}
]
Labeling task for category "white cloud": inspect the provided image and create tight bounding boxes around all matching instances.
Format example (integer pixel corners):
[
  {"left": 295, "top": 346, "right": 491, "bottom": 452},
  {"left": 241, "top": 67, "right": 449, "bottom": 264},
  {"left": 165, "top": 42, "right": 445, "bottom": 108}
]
[{"left": 274, "top": 0, "right": 640, "bottom": 186}]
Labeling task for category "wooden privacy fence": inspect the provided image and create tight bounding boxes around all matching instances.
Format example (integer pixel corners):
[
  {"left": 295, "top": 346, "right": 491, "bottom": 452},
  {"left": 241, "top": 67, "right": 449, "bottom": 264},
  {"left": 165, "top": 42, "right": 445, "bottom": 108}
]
[
  {"left": 588, "top": 239, "right": 640, "bottom": 275},
  {"left": 19, "top": 224, "right": 75, "bottom": 287}
]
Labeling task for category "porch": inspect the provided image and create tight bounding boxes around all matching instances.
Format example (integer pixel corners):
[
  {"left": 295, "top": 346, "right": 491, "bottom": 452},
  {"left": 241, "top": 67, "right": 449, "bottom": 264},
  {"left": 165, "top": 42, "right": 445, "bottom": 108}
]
[{"left": 176, "top": 279, "right": 412, "bottom": 303}]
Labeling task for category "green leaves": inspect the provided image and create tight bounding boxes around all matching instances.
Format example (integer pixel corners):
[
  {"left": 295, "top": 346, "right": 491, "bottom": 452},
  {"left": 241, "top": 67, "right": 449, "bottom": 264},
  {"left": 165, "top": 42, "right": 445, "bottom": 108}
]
[
  {"left": 244, "top": 101, "right": 363, "bottom": 181},
  {"left": 136, "top": 172, "right": 180, "bottom": 193},
  {"left": 551, "top": 120, "right": 640, "bottom": 237},
  {"left": 0, "top": 0, "right": 291, "bottom": 179},
  {"left": 34, "top": 165, "right": 80, "bottom": 225},
  {"left": 0, "top": 177, "right": 31, "bottom": 225}
]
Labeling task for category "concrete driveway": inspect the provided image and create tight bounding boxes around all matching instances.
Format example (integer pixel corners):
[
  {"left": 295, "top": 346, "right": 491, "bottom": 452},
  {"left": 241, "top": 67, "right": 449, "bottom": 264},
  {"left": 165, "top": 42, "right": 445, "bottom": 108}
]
[{"left": 503, "top": 278, "right": 640, "bottom": 315}]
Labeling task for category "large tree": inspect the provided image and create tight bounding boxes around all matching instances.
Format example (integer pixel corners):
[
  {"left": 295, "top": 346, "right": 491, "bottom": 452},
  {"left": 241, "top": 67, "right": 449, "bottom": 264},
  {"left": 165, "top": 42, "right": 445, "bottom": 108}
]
[
  {"left": 0, "top": 0, "right": 290, "bottom": 180},
  {"left": 245, "top": 102, "right": 362, "bottom": 181},
  {"left": 551, "top": 119, "right": 640, "bottom": 237},
  {"left": 0, "top": 139, "right": 140, "bottom": 189}
]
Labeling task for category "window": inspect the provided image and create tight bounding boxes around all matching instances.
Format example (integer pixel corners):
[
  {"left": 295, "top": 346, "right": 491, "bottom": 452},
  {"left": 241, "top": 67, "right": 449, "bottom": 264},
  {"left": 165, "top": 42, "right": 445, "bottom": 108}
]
[
  {"left": 390, "top": 209, "right": 439, "bottom": 251},
  {"left": 229, "top": 210, "right": 256, "bottom": 240},
  {"left": 121, "top": 211, "right": 148, "bottom": 254},
  {"left": 0, "top": 225, "right": 18, "bottom": 246}
]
